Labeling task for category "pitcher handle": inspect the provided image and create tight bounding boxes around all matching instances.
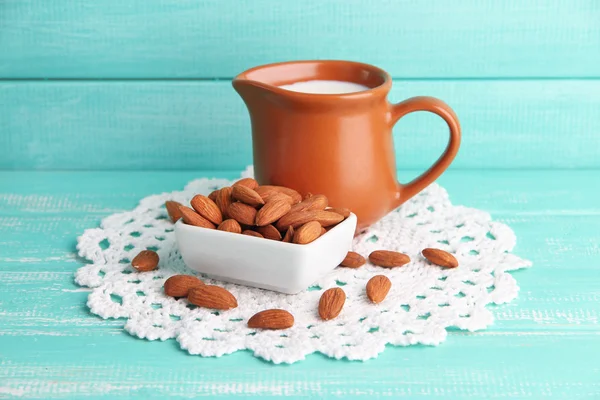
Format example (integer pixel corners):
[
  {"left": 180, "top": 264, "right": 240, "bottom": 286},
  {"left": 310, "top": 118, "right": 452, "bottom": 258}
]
[{"left": 389, "top": 96, "right": 461, "bottom": 207}]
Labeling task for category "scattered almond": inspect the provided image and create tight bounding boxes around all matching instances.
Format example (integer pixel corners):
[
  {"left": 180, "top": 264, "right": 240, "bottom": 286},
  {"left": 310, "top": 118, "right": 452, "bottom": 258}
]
[
  {"left": 247, "top": 309, "right": 294, "bottom": 330},
  {"left": 256, "top": 224, "right": 282, "bottom": 240},
  {"left": 165, "top": 200, "right": 184, "bottom": 222},
  {"left": 369, "top": 250, "right": 410, "bottom": 268},
  {"left": 215, "top": 187, "right": 233, "bottom": 218},
  {"left": 188, "top": 285, "right": 237, "bottom": 310},
  {"left": 233, "top": 177, "right": 259, "bottom": 190},
  {"left": 232, "top": 185, "right": 264, "bottom": 207},
  {"left": 228, "top": 202, "right": 257, "bottom": 226},
  {"left": 255, "top": 200, "right": 292, "bottom": 226},
  {"left": 327, "top": 207, "right": 351, "bottom": 218},
  {"left": 366, "top": 275, "right": 391, "bottom": 304},
  {"left": 179, "top": 205, "right": 216, "bottom": 229},
  {"left": 282, "top": 226, "right": 294, "bottom": 243},
  {"left": 339, "top": 251, "right": 366, "bottom": 268},
  {"left": 164, "top": 275, "right": 204, "bottom": 297},
  {"left": 242, "top": 230, "right": 264, "bottom": 238},
  {"left": 293, "top": 221, "right": 322, "bottom": 244},
  {"left": 289, "top": 194, "right": 328, "bottom": 214},
  {"left": 190, "top": 194, "right": 223, "bottom": 225},
  {"left": 217, "top": 219, "right": 242, "bottom": 234},
  {"left": 131, "top": 250, "right": 159, "bottom": 272},
  {"left": 318, "top": 287, "right": 346, "bottom": 320},
  {"left": 422, "top": 248, "right": 459, "bottom": 268}
]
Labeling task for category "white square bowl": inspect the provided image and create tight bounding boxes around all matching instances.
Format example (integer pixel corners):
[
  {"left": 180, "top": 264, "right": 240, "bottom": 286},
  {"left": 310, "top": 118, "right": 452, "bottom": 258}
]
[{"left": 174, "top": 213, "right": 357, "bottom": 294}]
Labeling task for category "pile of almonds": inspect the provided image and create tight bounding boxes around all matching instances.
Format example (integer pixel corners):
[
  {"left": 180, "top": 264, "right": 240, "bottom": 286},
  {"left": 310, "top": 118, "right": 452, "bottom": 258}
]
[
  {"left": 131, "top": 222, "right": 459, "bottom": 330},
  {"left": 165, "top": 178, "right": 350, "bottom": 245}
]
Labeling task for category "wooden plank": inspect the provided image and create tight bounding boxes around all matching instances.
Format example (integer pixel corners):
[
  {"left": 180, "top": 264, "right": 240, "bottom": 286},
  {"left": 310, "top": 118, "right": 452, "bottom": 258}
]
[
  {"left": 2, "top": 80, "right": 600, "bottom": 170},
  {"left": 1, "top": 0, "right": 599, "bottom": 78},
  {"left": 1, "top": 170, "right": 599, "bottom": 398},
  {"left": 1, "top": 333, "right": 599, "bottom": 398}
]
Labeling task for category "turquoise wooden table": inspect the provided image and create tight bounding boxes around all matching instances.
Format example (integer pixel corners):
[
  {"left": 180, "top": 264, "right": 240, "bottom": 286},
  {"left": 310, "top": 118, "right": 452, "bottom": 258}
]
[{"left": 1, "top": 1, "right": 599, "bottom": 398}]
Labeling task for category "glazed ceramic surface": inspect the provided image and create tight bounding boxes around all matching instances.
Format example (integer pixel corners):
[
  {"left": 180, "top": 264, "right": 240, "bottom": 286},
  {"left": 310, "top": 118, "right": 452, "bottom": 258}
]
[
  {"left": 234, "top": 60, "right": 461, "bottom": 230},
  {"left": 175, "top": 213, "right": 357, "bottom": 294}
]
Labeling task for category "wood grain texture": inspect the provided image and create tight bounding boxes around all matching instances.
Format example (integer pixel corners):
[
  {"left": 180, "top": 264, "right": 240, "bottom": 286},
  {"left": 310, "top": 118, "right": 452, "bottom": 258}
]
[
  {"left": 2, "top": 80, "right": 600, "bottom": 170},
  {"left": 1, "top": 0, "right": 599, "bottom": 78},
  {"left": 0, "top": 170, "right": 599, "bottom": 398}
]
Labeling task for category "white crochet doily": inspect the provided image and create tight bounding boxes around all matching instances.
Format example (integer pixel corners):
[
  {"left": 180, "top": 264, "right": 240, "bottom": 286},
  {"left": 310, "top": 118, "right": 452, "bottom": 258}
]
[{"left": 75, "top": 168, "right": 531, "bottom": 364}]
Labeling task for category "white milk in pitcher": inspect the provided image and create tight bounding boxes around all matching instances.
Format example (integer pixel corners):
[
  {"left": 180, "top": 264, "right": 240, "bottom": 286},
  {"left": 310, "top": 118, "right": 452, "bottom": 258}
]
[{"left": 278, "top": 80, "right": 370, "bottom": 94}]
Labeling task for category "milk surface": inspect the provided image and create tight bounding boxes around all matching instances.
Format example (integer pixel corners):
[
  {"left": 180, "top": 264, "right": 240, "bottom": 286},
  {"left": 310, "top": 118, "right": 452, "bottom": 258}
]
[{"left": 279, "top": 80, "right": 369, "bottom": 94}]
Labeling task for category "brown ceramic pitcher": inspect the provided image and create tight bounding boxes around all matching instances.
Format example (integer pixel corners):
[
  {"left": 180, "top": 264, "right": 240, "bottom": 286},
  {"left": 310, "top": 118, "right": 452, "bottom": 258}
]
[{"left": 233, "top": 60, "right": 461, "bottom": 230}]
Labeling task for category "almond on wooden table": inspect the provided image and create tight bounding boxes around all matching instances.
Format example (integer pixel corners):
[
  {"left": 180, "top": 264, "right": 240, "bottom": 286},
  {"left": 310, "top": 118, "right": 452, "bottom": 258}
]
[
  {"left": 242, "top": 230, "right": 264, "bottom": 238},
  {"left": 131, "top": 250, "right": 159, "bottom": 272},
  {"left": 228, "top": 202, "right": 257, "bottom": 226},
  {"left": 256, "top": 224, "right": 282, "bottom": 240},
  {"left": 190, "top": 194, "right": 223, "bottom": 225},
  {"left": 422, "top": 248, "right": 459, "bottom": 268},
  {"left": 319, "top": 287, "right": 346, "bottom": 320},
  {"left": 369, "top": 250, "right": 410, "bottom": 268},
  {"left": 247, "top": 309, "right": 294, "bottom": 330},
  {"left": 231, "top": 185, "right": 264, "bottom": 207},
  {"left": 217, "top": 219, "right": 242, "bottom": 234},
  {"left": 232, "top": 177, "right": 258, "bottom": 190},
  {"left": 215, "top": 187, "right": 233, "bottom": 218},
  {"left": 179, "top": 205, "right": 216, "bottom": 229},
  {"left": 339, "top": 251, "right": 366, "bottom": 268},
  {"left": 366, "top": 275, "right": 391, "bottom": 304},
  {"left": 255, "top": 199, "right": 292, "bottom": 226},
  {"left": 293, "top": 221, "right": 322, "bottom": 244},
  {"left": 164, "top": 275, "right": 204, "bottom": 297},
  {"left": 188, "top": 285, "right": 238, "bottom": 310},
  {"left": 165, "top": 200, "right": 184, "bottom": 222},
  {"left": 282, "top": 226, "right": 294, "bottom": 243}
]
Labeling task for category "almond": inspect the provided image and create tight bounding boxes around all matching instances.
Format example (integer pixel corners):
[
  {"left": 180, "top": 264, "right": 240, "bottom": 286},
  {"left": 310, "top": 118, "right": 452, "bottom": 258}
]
[
  {"left": 208, "top": 189, "right": 219, "bottom": 202},
  {"left": 131, "top": 250, "right": 159, "bottom": 272},
  {"left": 282, "top": 226, "right": 294, "bottom": 243},
  {"left": 215, "top": 187, "right": 233, "bottom": 218},
  {"left": 188, "top": 285, "right": 237, "bottom": 310},
  {"left": 264, "top": 191, "right": 295, "bottom": 205},
  {"left": 258, "top": 185, "right": 302, "bottom": 204},
  {"left": 256, "top": 224, "right": 282, "bottom": 240},
  {"left": 233, "top": 177, "right": 258, "bottom": 190},
  {"left": 179, "top": 205, "right": 216, "bottom": 229},
  {"left": 327, "top": 207, "right": 351, "bottom": 218},
  {"left": 339, "top": 251, "right": 366, "bottom": 268},
  {"left": 318, "top": 287, "right": 346, "bottom": 320},
  {"left": 228, "top": 202, "right": 257, "bottom": 226},
  {"left": 276, "top": 210, "right": 343, "bottom": 231},
  {"left": 320, "top": 226, "right": 327, "bottom": 236},
  {"left": 190, "top": 194, "right": 223, "bottom": 225},
  {"left": 217, "top": 219, "right": 242, "bottom": 234},
  {"left": 422, "top": 248, "right": 459, "bottom": 268},
  {"left": 247, "top": 309, "right": 294, "bottom": 330},
  {"left": 369, "top": 250, "right": 411, "bottom": 268},
  {"left": 231, "top": 185, "right": 264, "bottom": 207},
  {"left": 255, "top": 200, "right": 292, "bottom": 226},
  {"left": 293, "top": 221, "right": 322, "bottom": 244},
  {"left": 366, "top": 275, "right": 392, "bottom": 304},
  {"left": 255, "top": 186, "right": 280, "bottom": 202},
  {"left": 165, "top": 200, "right": 184, "bottom": 222},
  {"left": 242, "top": 230, "right": 263, "bottom": 238},
  {"left": 164, "top": 275, "right": 204, "bottom": 297},
  {"left": 289, "top": 194, "right": 328, "bottom": 214}
]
